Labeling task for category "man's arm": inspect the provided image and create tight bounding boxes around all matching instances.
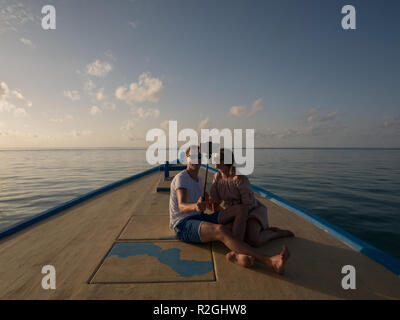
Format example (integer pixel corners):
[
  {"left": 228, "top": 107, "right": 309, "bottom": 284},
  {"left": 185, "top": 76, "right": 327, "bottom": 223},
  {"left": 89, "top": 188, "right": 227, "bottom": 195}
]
[{"left": 176, "top": 188, "right": 206, "bottom": 214}]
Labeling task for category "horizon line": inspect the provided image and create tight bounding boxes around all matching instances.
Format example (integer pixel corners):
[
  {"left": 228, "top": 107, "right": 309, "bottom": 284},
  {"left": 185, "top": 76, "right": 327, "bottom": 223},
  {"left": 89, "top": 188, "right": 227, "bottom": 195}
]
[{"left": 1, "top": 146, "right": 400, "bottom": 151}]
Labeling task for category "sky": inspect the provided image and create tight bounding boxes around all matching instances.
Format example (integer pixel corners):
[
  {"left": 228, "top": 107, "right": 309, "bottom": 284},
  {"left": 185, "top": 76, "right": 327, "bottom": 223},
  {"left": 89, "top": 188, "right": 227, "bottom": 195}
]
[{"left": 0, "top": 0, "right": 399, "bottom": 148}]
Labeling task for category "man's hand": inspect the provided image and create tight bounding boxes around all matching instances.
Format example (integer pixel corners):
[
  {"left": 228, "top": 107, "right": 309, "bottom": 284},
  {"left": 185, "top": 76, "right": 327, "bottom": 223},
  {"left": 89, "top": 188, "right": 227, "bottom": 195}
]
[{"left": 195, "top": 196, "right": 206, "bottom": 212}]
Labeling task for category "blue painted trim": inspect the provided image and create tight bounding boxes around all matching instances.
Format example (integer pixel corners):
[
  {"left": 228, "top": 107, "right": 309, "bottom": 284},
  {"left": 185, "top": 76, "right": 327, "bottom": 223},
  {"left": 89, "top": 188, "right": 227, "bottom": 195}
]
[
  {"left": 160, "top": 165, "right": 186, "bottom": 172},
  {"left": 0, "top": 165, "right": 163, "bottom": 240},
  {"left": 201, "top": 165, "right": 400, "bottom": 275},
  {"left": 203, "top": 166, "right": 218, "bottom": 174},
  {"left": 169, "top": 166, "right": 187, "bottom": 170}
]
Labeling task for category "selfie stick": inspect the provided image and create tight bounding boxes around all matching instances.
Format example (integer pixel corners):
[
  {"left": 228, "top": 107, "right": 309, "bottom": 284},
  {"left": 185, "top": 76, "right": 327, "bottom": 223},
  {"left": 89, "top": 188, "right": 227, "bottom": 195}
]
[{"left": 201, "top": 141, "right": 213, "bottom": 213}]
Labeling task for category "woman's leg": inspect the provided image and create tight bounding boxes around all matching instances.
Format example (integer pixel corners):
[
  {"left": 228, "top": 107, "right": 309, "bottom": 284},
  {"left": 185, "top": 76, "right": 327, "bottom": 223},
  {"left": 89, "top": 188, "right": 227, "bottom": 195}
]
[
  {"left": 218, "top": 204, "right": 248, "bottom": 241},
  {"left": 199, "top": 221, "right": 290, "bottom": 274},
  {"left": 245, "top": 218, "right": 294, "bottom": 247}
]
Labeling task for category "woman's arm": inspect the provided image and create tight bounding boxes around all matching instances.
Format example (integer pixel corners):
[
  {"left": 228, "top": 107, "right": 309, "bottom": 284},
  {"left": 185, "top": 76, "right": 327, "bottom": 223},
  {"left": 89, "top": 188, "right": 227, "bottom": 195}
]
[
  {"left": 209, "top": 172, "right": 224, "bottom": 212},
  {"left": 234, "top": 175, "right": 256, "bottom": 211}
]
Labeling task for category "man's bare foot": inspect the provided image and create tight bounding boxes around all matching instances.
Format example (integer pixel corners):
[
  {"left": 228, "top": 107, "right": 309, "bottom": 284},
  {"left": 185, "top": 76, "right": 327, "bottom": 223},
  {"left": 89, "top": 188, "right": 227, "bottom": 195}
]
[
  {"left": 269, "top": 245, "right": 290, "bottom": 275},
  {"left": 226, "top": 251, "right": 255, "bottom": 268}
]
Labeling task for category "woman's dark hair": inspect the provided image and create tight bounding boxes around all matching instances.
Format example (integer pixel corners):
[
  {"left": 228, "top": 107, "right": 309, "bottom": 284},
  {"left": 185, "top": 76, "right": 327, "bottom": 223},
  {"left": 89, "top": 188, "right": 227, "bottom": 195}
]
[{"left": 219, "top": 148, "right": 236, "bottom": 176}]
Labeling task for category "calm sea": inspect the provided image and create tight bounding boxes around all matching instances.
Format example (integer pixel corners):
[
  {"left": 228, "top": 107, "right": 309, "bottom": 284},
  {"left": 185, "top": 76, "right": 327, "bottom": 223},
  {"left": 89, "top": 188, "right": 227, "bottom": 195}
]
[{"left": 0, "top": 148, "right": 399, "bottom": 260}]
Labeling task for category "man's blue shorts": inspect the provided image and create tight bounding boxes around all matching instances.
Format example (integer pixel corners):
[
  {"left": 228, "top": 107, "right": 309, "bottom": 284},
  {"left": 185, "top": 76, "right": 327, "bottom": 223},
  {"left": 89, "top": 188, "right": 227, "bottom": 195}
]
[{"left": 174, "top": 212, "right": 220, "bottom": 243}]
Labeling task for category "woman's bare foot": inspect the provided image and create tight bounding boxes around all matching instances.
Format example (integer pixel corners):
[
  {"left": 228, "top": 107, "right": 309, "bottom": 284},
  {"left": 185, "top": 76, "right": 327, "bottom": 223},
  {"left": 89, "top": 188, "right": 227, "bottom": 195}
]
[
  {"left": 269, "top": 245, "right": 290, "bottom": 275},
  {"left": 281, "top": 244, "right": 291, "bottom": 262},
  {"left": 226, "top": 251, "right": 255, "bottom": 268}
]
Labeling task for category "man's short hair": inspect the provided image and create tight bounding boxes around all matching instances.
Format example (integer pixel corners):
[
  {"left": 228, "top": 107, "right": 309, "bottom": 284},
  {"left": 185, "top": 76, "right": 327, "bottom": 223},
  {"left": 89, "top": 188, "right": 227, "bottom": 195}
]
[{"left": 185, "top": 145, "right": 201, "bottom": 158}]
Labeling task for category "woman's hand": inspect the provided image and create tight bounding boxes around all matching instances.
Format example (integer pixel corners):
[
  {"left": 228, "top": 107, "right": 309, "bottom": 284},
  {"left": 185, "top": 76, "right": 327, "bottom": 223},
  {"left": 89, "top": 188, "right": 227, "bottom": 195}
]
[{"left": 211, "top": 201, "right": 224, "bottom": 212}]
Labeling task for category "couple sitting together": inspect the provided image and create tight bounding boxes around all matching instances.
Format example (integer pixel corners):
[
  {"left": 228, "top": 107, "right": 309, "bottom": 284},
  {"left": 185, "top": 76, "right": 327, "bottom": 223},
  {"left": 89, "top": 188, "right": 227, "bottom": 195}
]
[{"left": 169, "top": 146, "right": 294, "bottom": 275}]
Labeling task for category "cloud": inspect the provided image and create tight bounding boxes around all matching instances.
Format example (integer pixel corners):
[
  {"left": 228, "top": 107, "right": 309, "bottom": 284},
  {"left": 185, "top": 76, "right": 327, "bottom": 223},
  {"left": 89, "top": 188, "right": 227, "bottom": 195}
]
[
  {"left": 0, "top": 128, "right": 52, "bottom": 139},
  {"left": 120, "top": 106, "right": 160, "bottom": 141},
  {"left": 229, "top": 98, "right": 264, "bottom": 117},
  {"left": 13, "top": 108, "right": 27, "bottom": 117},
  {"left": 120, "top": 119, "right": 141, "bottom": 141},
  {"left": 0, "top": 81, "right": 32, "bottom": 117},
  {"left": 256, "top": 123, "right": 347, "bottom": 140},
  {"left": 102, "top": 101, "right": 116, "bottom": 111},
  {"left": 128, "top": 21, "right": 137, "bottom": 29},
  {"left": 383, "top": 115, "right": 400, "bottom": 130},
  {"left": 255, "top": 109, "right": 343, "bottom": 140},
  {"left": 70, "top": 130, "right": 92, "bottom": 138},
  {"left": 50, "top": 115, "right": 74, "bottom": 123},
  {"left": 83, "top": 79, "right": 96, "bottom": 93},
  {"left": 86, "top": 59, "right": 113, "bottom": 77},
  {"left": 307, "top": 109, "right": 338, "bottom": 123},
  {"left": 82, "top": 79, "right": 116, "bottom": 111},
  {"left": 198, "top": 117, "right": 211, "bottom": 130},
  {"left": 20, "top": 37, "right": 34, "bottom": 48},
  {"left": 131, "top": 106, "right": 160, "bottom": 119},
  {"left": 160, "top": 120, "right": 170, "bottom": 130},
  {"left": 229, "top": 106, "right": 248, "bottom": 117},
  {"left": 90, "top": 105, "right": 102, "bottom": 116},
  {"left": 115, "top": 72, "right": 163, "bottom": 106},
  {"left": 82, "top": 79, "right": 116, "bottom": 112},
  {"left": 96, "top": 88, "right": 106, "bottom": 101},
  {"left": 0, "top": 3, "right": 36, "bottom": 34},
  {"left": 63, "top": 90, "right": 80, "bottom": 102},
  {"left": 104, "top": 50, "right": 116, "bottom": 61},
  {"left": 0, "top": 82, "right": 6, "bottom": 99},
  {"left": 254, "top": 128, "right": 280, "bottom": 139},
  {"left": 121, "top": 119, "right": 134, "bottom": 132}
]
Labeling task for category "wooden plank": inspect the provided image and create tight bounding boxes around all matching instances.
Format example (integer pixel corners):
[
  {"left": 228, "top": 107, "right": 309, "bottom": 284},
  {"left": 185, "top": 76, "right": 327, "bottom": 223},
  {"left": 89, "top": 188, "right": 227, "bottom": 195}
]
[{"left": 119, "top": 216, "right": 176, "bottom": 240}]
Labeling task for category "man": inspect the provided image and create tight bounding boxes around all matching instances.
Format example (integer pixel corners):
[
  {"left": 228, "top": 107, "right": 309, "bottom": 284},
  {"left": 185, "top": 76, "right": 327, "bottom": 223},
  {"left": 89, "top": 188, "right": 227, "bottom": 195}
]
[{"left": 169, "top": 146, "right": 290, "bottom": 274}]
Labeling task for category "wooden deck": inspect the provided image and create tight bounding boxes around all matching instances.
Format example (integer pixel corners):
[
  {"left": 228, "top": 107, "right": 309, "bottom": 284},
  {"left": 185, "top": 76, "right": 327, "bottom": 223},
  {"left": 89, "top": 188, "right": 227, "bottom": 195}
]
[{"left": 0, "top": 168, "right": 399, "bottom": 300}]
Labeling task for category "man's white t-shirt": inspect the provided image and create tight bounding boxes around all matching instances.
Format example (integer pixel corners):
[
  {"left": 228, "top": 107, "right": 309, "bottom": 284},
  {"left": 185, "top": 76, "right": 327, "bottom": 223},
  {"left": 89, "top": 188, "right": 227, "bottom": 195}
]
[{"left": 169, "top": 170, "right": 204, "bottom": 230}]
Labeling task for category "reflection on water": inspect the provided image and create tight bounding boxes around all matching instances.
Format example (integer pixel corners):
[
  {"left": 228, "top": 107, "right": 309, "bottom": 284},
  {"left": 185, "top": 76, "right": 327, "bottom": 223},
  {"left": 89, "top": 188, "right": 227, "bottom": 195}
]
[
  {"left": 0, "top": 149, "right": 151, "bottom": 229},
  {"left": 0, "top": 148, "right": 399, "bottom": 259}
]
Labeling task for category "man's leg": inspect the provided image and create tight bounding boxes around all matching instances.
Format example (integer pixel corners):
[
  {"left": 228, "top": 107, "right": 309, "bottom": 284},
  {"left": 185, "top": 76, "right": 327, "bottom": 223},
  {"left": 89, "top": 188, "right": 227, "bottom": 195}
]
[
  {"left": 199, "top": 221, "right": 290, "bottom": 274},
  {"left": 218, "top": 204, "right": 248, "bottom": 241}
]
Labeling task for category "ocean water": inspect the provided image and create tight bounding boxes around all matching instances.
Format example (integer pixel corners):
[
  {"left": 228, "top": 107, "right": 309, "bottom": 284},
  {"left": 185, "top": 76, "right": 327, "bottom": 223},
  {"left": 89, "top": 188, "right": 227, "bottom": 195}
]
[{"left": 0, "top": 148, "right": 399, "bottom": 260}]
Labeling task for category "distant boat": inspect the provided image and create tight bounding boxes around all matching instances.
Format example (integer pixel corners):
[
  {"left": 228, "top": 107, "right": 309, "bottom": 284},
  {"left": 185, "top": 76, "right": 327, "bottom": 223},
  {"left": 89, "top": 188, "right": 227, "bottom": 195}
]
[{"left": 0, "top": 162, "right": 399, "bottom": 299}]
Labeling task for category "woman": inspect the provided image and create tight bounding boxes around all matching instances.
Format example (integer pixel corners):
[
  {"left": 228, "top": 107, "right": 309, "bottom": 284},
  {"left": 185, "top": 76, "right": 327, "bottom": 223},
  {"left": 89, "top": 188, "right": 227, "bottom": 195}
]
[{"left": 210, "top": 149, "right": 294, "bottom": 247}]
